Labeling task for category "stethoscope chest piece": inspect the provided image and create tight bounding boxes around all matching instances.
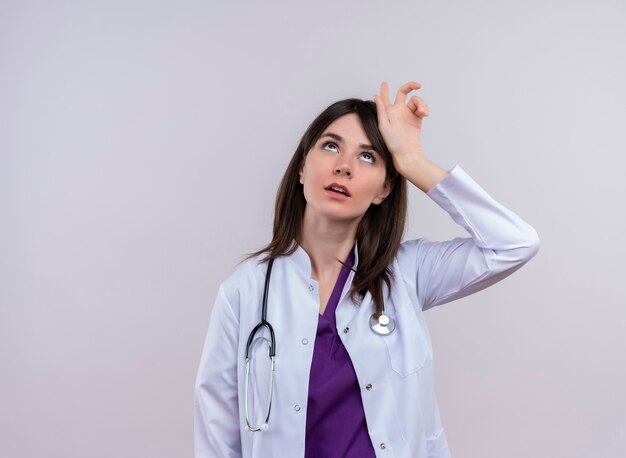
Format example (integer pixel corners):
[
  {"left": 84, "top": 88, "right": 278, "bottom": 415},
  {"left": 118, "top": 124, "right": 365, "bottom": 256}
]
[{"left": 369, "top": 312, "right": 396, "bottom": 335}]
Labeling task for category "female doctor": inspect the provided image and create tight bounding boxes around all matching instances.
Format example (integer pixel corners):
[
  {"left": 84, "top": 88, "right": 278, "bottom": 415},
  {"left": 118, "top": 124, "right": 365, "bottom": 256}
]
[{"left": 194, "top": 81, "right": 540, "bottom": 458}]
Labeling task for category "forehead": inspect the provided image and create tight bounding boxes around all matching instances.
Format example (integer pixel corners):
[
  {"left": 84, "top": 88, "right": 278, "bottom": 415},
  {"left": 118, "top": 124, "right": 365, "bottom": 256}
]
[{"left": 320, "top": 113, "right": 370, "bottom": 145}]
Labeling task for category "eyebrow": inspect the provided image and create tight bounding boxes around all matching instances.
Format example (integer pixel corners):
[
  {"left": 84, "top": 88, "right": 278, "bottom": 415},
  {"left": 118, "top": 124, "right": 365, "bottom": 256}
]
[{"left": 319, "top": 133, "right": 376, "bottom": 151}]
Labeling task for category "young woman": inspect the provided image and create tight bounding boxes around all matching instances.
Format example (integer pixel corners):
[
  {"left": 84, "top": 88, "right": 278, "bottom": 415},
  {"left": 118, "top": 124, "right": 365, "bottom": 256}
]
[{"left": 194, "top": 81, "right": 540, "bottom": 458}]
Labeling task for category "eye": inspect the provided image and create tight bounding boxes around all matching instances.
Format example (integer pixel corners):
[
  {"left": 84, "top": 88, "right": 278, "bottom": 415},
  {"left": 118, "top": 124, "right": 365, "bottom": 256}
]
[
  {"left": 322, "top": 141, "right": 338, "bottom": 152},
  {"left": 360, "top": 152, "right": 376, "bottom": 164}
]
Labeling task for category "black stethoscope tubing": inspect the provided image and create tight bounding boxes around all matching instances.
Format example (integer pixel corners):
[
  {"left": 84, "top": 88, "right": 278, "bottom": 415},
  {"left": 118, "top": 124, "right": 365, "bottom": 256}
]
[{"left": 245, "top": 258, "right": 276, "bottom": 360}]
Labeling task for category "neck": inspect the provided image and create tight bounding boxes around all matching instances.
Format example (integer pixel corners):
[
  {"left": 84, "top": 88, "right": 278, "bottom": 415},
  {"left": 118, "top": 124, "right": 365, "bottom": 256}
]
[{"left": 298, "top": 207, "right": 358, "bottom": 281}]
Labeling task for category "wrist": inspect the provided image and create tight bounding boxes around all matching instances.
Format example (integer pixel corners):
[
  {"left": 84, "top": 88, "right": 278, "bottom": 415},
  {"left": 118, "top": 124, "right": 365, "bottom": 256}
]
[
  {"left": 393, "top": 151, "right": 428, "bottom": 175},
  {"left": 394, "top": 153, "right": 449, "bottom": 193}
]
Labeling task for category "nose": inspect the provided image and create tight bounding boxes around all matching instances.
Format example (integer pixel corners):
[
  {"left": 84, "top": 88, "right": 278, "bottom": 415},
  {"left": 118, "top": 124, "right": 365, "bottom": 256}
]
[{"left": 334, "top": 163, "right": 351, "bottom": 177}]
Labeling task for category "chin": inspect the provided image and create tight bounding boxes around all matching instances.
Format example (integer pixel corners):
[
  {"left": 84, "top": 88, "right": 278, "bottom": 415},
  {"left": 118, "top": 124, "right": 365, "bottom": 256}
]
[
  {"left": 321, "top": 209, "right": 364, "bottom": 223},
  {"left": 304, "top": 198, "right": 366, "bottom": 222}
]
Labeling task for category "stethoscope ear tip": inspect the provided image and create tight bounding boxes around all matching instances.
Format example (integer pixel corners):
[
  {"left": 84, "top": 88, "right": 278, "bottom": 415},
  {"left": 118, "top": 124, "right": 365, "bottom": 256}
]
[{"left": 245, "top": 423, "right": 269, "bottom": 432}]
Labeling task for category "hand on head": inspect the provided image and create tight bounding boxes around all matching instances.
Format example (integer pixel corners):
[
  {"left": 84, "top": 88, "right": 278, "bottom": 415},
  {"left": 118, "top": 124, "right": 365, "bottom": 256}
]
[{"left": 373, "top": 81, "right": 429, "bottom": 170}]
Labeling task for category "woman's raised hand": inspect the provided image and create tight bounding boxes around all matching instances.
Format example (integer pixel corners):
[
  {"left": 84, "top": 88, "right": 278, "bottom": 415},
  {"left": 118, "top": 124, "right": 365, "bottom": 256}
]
[{"left": 373, "top": 81, "right": 429, "bottom": 173}]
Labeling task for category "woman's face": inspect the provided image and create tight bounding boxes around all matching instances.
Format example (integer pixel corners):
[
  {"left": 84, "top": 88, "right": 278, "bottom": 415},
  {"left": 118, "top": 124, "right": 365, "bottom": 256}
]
[{"left": 299, "top": 113, "right": 392, "bottom": 223}]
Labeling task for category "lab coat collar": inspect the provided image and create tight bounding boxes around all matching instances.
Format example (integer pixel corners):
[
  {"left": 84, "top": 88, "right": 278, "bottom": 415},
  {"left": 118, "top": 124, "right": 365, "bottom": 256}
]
[{"left": 288, "top": 239, "right": 360, "bottom": 280}]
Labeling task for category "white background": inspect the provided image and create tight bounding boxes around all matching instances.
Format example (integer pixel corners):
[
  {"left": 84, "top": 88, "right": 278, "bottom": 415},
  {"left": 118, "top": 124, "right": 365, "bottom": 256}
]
[{"left": 1, "top": 0, "right": 625, "bottom": 456}]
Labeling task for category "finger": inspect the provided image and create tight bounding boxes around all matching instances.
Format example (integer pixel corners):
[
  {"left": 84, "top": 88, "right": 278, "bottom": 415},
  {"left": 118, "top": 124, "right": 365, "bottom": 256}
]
[
  {"left": 408, "top": 96, "right": 429, "bottom": 116},
  {"left": 394, "top": 81, "right": 422, "bottom": 105},
  {"left": 380, "top": 81, "right": 391, "bottom": 106},
  {"left": 373, "top": 95, "right": 390, "bottom": 128}
]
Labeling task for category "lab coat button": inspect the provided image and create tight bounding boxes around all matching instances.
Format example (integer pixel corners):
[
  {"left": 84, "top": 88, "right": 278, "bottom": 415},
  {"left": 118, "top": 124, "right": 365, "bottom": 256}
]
[
  {"left": 365, "top": 383, "right": 373, "bottom": 391},
  {"left": 343, "top": 327, "right": 349, "bottom": 333},
  {"left": 308, "top": 284, "right": 315, "bottom": 292},
  {"left": 301, "top": 338, "right": 309, "bottom": 345},
  {"left": 379, "top": 442, "right": 386, "bottom": 450},
  {"left": 294, "top": 404, "right": 301, "bottom": 412}
]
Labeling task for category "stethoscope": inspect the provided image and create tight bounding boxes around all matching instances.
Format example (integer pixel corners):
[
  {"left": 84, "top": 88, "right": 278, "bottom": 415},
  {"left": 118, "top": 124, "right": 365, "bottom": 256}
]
[{"left": 244, "top": 257, "right": 396, "bottom": 432}]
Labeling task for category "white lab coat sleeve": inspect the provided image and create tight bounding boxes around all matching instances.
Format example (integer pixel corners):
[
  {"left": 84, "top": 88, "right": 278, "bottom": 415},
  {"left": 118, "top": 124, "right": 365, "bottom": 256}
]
[
  {"left": 397, "top": 165, "right": 540, "bottom": 311},
  {"left": 194, "top": 284, "right": 242, "bottom": 458}
]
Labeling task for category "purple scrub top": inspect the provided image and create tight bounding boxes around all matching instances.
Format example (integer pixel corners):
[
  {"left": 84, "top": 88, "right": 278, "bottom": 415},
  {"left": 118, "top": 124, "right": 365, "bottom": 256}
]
[{"left": 304, "top": 247, "right": 376, "bottom": 457}]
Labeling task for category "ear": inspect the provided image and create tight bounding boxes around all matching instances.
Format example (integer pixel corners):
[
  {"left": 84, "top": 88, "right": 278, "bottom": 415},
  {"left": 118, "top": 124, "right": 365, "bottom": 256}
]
[
  {"left": 299, "top": 155, "right": 308, "bottom": 185},
  {"left": 372, "top": 178, "right": 394, "bottom": 205}
]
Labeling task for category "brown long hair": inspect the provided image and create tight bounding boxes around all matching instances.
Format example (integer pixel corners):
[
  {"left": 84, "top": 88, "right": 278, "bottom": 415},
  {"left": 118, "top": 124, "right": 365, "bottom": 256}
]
[{"left": 241, "top": 98, "right": 408, "bottom": 315}]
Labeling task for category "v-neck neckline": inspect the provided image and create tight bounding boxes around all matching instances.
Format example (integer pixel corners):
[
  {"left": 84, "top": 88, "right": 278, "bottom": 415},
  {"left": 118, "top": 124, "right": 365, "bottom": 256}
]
[{"left": 318, "top": 247, "right": 356, "bottom": 320}]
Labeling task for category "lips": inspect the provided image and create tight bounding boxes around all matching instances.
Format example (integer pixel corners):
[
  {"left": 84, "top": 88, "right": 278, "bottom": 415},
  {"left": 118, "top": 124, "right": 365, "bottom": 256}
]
[{"left": 324, "top": 183, "right": 351, "bottom": 197}]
